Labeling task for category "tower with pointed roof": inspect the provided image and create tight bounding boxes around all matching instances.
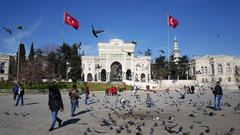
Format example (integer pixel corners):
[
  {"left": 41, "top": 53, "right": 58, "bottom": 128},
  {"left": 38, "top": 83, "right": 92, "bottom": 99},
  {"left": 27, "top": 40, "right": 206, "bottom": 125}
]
[{"left": 172, "top": 36, "right": 181, "bottom": 63}]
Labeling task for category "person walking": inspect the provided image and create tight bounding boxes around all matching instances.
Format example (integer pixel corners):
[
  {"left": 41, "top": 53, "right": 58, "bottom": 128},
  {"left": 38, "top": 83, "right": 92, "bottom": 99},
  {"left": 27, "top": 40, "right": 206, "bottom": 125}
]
[
  {"left": 12, "top": 84, "right": 19, "bottom": 100},
  {"left": 83, "top": 82, "right": 90, "bottom": 105},
  {"left": 213, "top": 81, "right": 223, "bottom": 110},
  {"left": 145, "top": 93, "right": 153, "bottom": 108},
  {"left": 69, "top": 84, "right": 79, "bottom": 117},
  {"left": 190, "top": 85, "right": 195, "bottom": 94},
  {"left": 48, "top": 84, "right": 64, "bottom": 131},
  {"left": 15, "top": 84, "right": 24, "bottom": 106}
]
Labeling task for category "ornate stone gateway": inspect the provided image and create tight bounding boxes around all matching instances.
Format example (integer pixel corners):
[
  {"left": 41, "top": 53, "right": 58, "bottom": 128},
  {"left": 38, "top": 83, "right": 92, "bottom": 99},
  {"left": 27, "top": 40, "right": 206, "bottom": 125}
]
[
  {"left": 110, "top": 61, "right": 122, "bottom": 82},
  {"left": 82, "top": 39, "right": 151, "bottom": 83}
]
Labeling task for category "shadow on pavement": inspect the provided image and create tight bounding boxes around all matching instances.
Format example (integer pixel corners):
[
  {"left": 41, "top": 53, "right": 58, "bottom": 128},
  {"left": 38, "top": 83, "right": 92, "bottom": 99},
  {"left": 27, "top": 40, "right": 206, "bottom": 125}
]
[
  {"left": 75, "top": 109, "right": 91, "bottom": 116},
  {"left": 61, "top": 118, "right": 81, "bottom": 127},
  {"left": 24, "top": 102, "right": 39, "bottom": 106}
]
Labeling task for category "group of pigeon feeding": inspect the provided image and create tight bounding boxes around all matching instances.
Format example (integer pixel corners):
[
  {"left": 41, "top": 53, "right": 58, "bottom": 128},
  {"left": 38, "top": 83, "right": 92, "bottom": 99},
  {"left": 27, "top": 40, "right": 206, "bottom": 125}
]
[
  {"left": 80, "top": 87, "right": 240, "bottom": 135},
  {"left": 1, "top": 25, "right": 24, "bottom": 35}
]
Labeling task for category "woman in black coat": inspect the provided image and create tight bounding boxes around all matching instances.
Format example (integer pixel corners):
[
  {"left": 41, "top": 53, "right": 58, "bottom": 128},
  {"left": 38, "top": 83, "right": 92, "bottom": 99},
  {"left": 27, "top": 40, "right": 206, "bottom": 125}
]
[{"left": 48, "top": 84, "right": 64, "bottom": 131}]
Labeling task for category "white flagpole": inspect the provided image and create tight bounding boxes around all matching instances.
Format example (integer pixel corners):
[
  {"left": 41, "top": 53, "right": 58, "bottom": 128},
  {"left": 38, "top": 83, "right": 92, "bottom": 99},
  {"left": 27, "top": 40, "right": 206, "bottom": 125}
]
[
  {"left": 62, "top": 12, "right": 65, "bottom": 44},
  {"left": 167, "top": 13, "right": 170, "bottom": 80}
]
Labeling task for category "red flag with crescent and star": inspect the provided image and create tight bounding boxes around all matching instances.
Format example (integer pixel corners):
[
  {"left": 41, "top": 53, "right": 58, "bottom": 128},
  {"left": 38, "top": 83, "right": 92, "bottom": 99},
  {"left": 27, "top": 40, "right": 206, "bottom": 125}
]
[
  {"left": 168, "top": 15, "right": 178, "bottom": 28},
  {"left": 64, "top": 12, "right": 79, "bottom": 30}
]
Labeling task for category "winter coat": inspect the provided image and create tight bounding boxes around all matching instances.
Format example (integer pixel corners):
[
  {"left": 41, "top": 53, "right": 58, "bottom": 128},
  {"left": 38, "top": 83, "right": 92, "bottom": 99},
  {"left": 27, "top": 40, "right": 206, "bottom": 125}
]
[
  {"left": 69, "top": 89, "right": 79, "bottom": 100},
  {"left": 13, "top": 85, "right": 19, "bottom": 94},
  {"left": 213, "top": 85, "right": 223, "bottom": 96},
  {"left": 18, "top": 87, "right": 24, "bottom": 96},
  {"left": 48, "top": 91, "right": 64, "bottom": 112}
]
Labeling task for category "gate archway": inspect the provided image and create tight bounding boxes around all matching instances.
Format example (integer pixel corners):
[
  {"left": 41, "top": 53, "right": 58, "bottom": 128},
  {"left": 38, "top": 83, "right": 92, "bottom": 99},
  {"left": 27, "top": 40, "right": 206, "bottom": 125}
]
[{"left": 110, "top": 61, "right": 122, "bottom": 82}]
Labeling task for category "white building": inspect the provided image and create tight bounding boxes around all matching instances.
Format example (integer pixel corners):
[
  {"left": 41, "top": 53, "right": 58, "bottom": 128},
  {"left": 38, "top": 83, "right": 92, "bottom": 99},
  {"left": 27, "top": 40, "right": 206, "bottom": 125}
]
[
  {"left": 82, "top": 39, "right": 151, "bottom": 83},
  {"left": 189, "top": 55, "right": 240, "bottom": 87},
  {"left": 0, "top": 54, "right": 15, "bottom": 81}
]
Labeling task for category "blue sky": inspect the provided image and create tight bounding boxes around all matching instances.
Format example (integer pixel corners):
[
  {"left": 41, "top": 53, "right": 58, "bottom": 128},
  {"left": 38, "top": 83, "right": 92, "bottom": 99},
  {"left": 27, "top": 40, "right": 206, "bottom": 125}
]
[{"left": 0, "top": 0, "right": 240, "bottom": 59}]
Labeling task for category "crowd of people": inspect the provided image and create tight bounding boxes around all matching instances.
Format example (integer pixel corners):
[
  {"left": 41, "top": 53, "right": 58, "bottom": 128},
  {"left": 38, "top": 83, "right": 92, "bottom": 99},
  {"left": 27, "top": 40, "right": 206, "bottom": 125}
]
[{"left": 12, "top": 81, "right": 224, "bottom": 131}]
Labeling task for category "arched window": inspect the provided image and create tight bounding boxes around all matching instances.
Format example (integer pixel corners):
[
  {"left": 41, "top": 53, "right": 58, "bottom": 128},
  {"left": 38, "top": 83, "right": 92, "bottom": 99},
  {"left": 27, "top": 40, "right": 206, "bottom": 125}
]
[
  {"left": 202, "top": 78, "right": 204, "bottom": 83},
  {"left": 95, "top": 74, "right": 97, "bottom": 81},
  {"left": 218, "top": 64, "right": 223, "bottom": 74},
  {"left": 126, "top": 69, "right": 132, "bottom": 80},
  {"left": 201, "top": 66, "right": 204, "bottom": 75},
  {"left": 226, "top": 63, "right": 232, "bottom": 74},
  {"left": 101, "top": 69, "right": 106, "bottom": 81},
  {"left": 205, "top": 66, "right": 208, "bottom": 74},
  {"left": 0, "top": 62, "right": 5, "bottom": 74},
  {"left": 135, "top": 74, "right": 139, "bottom": 82},
  {"left": 235, "top": 67, "right": 239, "bottom": 75},
  {"left": 87, "top": 73, "right": 93, "bottom": 81},
  {"left": 141, "top": 73, "right": 146, "bottom": 82}
]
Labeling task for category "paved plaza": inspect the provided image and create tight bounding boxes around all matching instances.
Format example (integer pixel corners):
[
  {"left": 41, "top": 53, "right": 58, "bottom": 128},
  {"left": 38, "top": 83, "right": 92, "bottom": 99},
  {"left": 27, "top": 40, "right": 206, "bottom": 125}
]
[{"left": 0, "top": 89, "right": 240, "bottom": 135}]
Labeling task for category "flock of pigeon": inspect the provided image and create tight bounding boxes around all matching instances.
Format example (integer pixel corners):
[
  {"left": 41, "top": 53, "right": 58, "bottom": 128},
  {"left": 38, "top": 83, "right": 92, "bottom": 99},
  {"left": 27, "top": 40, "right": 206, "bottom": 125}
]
[
  {"left": 76, "top": 87, "right": 240, "bottom": 135},
  {"left": 1, "top": 87, "right": 240, "bottom": 135}
]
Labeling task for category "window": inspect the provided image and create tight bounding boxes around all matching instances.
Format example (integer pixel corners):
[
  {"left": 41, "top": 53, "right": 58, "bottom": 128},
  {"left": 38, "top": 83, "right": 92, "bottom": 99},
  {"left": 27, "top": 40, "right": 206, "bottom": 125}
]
[
  {"left": 135, "top": 74, "right": 139, "bottom": 82},
  {"left": 201, "top": 67, "right": 204, "bottom": 75},
  {"left": 218, "top": 64, "right": 223, "bottom": 74},
  {"left": 226, "top": 63, "right": 232, "bottom": 74},
  {"left": 202, "top": 78, "right": 204, "bottom": 83},
  {"left": 228, "top": 77, "right": 231, "bottom": 82},
  {"left": 218, "top": 77, "right": 222, "bottom": 82},
  {"left": 211, "top": 64, "right": 214, "bottom": 75},
  {"left": 0, "top": 63, "right": 5, "bottom": 74},
  {"left": 212, "top": 78, "right": 214, "bottom": 82},
  {"left": 205, "top": 66, "right": 208, "bottom": 74}
]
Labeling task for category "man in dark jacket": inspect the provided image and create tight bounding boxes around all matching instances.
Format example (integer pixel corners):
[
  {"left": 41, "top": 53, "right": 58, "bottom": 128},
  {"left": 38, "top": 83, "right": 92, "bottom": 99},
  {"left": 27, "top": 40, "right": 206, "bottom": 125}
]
[
  {"left": 15, "top": 84, "right": 24, "bottom": 106},
  {"left": 213, "top": 81, "right": 223, "bottom": 110},
  {"left": 48, "top": 84, "right": 64, "bottom": 131},
  {"left": 12, "top": 84, "right": 19, "bottom": 100}
]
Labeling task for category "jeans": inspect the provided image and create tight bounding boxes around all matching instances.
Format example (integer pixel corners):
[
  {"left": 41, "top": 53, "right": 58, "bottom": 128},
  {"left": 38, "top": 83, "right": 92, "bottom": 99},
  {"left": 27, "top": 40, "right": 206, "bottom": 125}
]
[
  {"left": 85, "top": 95, "right": 89, "bottom": 105},
  {"left": 71, "top": 100, "right": 78, "bottom": 116},
  {"left": 214, "top": 95, "right": 222, "bottom": 110},
  {"left": 15, "top": 95, "right": 23, "bottom": 106},
  {"left": 146, "top": 102, "right": 152, "bottom": 108},
  {"left": 51, "top": 111, "right": 61, "bottom": 129},
  {"left": 13, "top": 93, "right": 17, "bottom": 100}
]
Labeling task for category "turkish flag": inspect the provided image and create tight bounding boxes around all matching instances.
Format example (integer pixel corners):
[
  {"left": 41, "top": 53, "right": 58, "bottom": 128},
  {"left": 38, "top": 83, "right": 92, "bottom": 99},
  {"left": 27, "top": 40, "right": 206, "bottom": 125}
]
[
  {"left": 64, "top": 12, "right": 79, "bottom": 30},
  {"left": 168, "top": 15, "right": 178, "bottom": 28}
]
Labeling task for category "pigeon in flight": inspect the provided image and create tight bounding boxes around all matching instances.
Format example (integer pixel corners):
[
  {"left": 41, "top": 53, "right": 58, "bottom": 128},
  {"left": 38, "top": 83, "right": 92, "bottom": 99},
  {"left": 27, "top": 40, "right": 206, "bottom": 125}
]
[
  {"left": 121, "top": 49, "right": 134, "bottom": 56},
  {"left": 159, "top": 49, "right": 165, "bottom": 53},
  {"left": 131, "top": 40, "right": 137, "bottom": 45},
  {"left": 92, "top": 25, "right": 104, "bottom": 38},
  {"left": 1, "top": 26, "right": 12, "bottom": 35},
  {"left": 16, "top": 25, "right": 24, "bottom": 29}
]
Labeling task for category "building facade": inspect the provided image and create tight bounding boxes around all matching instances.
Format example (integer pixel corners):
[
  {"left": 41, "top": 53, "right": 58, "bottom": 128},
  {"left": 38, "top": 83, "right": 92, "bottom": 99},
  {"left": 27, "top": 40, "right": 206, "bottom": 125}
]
[
  {"left": 0, "top": 54, "right": 15, "bottom": 81},
  {"left": 189, "top": 55, "right": 240, "bottom": 87},
  {"left": 82, "top": 39, "right": 151, "bottom": 83}
]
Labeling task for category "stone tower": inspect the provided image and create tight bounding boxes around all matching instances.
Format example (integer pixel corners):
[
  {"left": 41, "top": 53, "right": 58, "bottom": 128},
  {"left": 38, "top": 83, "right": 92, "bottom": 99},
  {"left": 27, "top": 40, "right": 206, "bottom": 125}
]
[{"left": 172, "top": 36, "right": 181, "bottom": 63}]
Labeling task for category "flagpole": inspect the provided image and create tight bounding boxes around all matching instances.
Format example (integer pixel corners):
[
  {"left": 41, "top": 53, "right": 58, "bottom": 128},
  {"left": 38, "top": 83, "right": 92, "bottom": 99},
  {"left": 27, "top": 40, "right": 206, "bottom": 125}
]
[
  {"left": 167, "top": 13, "right": 170, "bottom": 80},
  {"left": 62, "top": 12, "right": 65, "bottom": 44}
]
